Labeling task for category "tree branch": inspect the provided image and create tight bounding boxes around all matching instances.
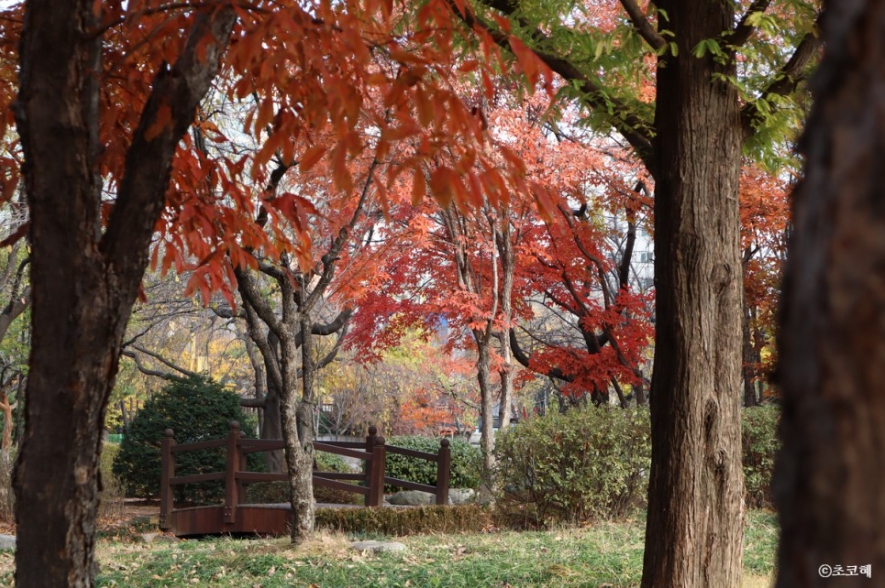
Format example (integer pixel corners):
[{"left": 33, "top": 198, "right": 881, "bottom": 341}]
[
  {"left": 618, "top": 0, "right": 666, "bottom": 51},
  {"left": 102, "top": 6, "right": 237, "bottom": 291},
  {"left": 456, "top": 0, "right": 656, "bottom": 173},
  {"left": 730, "top": 0, "right": 772, "bottom": 47},
  {"left": 741, "top": 20, "right": 822, "bottom": 140},
  {"left": 508, "top": 328, "right": 574, "bottom": 382}
]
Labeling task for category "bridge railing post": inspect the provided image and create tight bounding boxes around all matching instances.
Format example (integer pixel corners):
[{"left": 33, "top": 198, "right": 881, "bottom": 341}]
[
  {"left": 224, "top": 421, "right": 240, "bottom": 524},
  {"left": 160, "top": 429, "right": 175, "bottom": 531},
  {"left": 363, "top": 426, "right": 378, "bottom": 506},
  {"left": 367, "top": 436, "right": 386, "bottom": 507},
  {"left": 436, "top": 439, "right": 451, "bottom": 505}
]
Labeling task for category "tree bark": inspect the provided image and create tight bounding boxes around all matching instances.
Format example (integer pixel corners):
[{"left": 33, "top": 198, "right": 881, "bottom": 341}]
[
  {"left": 776, "top": 2, "right": 885, "bottom": 586},
  {"left": 742, "top": 288, "right": 759, "bottom": 407},
  {"left": 642, "top": 1, "right": 745, "bottom": 586},
  {"left": 12, "top": 2, "right": 235, "bottom": 584}
]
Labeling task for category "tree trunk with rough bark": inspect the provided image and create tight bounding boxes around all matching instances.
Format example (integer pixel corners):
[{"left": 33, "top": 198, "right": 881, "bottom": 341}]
[
  {"left": 776, "top": 2, "right": 885, "bottom": 586},
  {"left": 742, "top": 289, "right": 759, "bottom": 407},
  {"left": 12, "top": 1, "right": 235, "bottom": 585},
  {"left": 641, "top": 1, "right": 745, "bottom": 586}
]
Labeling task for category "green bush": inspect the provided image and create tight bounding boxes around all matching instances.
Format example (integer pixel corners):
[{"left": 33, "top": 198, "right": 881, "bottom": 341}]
[
  {"left": 384, "top": 436, "right": 481, "bottom": 492},
  {"left": 112, "top": 376, "right": 258, "bottom": 504},
  {"left": 494, "top": 406, "right": 651, "bottom": 526},
  {"left": 742, "top": 403, "right": 780, "bottom": 508}
]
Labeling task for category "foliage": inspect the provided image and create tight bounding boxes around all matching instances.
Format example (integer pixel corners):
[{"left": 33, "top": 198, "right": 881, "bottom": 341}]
[
  {"left": 112, "top": 376, "right": 258, "bottom": 503},
  {"left": 316, "top": 504, "right": 494, "bottom": 536},
  {"left": 385, "top": 436, "right": 481, "bottom": 492},
  {"left": 244, "top": 451, "right": 361, "bottom": 505},
  {"left": 98, "top": 442, "right": 124, "bottom": 521},
  {"left": 494, "top": 406, "right": 651, "bottom": 526},
  {"left": 79, "top": 511, "right": 779, "bottom": 588},
  {"left": 742, "top": 403, "right": 780, "bottom": 508}
]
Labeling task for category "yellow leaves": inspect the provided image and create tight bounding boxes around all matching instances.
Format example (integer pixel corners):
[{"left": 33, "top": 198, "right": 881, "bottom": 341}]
[{"left": 144, "top": 104, "right": 172, "bottom": 142}]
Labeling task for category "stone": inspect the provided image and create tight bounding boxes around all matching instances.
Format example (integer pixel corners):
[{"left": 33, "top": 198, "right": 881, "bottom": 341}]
[
  {"left": 386, "top": 490, "right": 434, "bottom": 506},
  {"left": 447, "top": 488, "right": 476, "bottom": 505},
  {"left": 350, "top": 540, "right": 407, "bottom": 554},
  {"left": 139, "top": 532, "right": 178, "bottom": 544},
  {"left": 0, "top": 534, "right": 15, "bottom": 551}
]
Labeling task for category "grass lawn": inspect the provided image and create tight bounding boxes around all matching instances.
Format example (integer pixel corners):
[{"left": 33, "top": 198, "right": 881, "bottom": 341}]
[{"left": 0, "top": 510, "right": 778, "bottom": 587}]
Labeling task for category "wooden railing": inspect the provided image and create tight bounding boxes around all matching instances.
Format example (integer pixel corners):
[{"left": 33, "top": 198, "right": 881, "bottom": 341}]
[{"left": 159, "top": 422, "right": 451, "bottom": 532}]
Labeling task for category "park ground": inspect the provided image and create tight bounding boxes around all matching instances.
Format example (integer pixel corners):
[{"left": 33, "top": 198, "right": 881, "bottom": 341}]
[{"left": 0, "top": 509, "right": 777, "bottom": 587}]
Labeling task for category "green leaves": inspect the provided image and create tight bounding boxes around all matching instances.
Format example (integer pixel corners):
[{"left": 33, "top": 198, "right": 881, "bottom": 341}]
[
  {"left": 385, "top": 436, "right": 481, "bottom": 492},
  {"left": 494, "top": 406, "right": 651, "bottom": 526}
]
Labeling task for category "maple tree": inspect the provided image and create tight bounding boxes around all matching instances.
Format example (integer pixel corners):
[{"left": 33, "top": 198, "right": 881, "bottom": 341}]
[{"left": 0, "top": 0, "right": 538, "bottom": 582}]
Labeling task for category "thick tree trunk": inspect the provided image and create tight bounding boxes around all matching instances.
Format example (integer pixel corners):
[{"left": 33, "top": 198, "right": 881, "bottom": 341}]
[
  {"left": 12, "top": 1, "right": 234, "bottom": 584},
  {"left": 776, "top": 2, "right": 885, "bottom": 586},
  {"left": 642, "top": 1, "right": 745, "bottom": 587}
]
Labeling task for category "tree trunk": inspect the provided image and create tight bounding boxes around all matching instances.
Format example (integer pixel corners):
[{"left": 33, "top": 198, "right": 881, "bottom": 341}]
[
  {"left": 776, "top": 2, "right": 885, "bottom": 586},
  {"left": 12, "top": 1, "right": 234, "bottom": 583},
  {"left": 497, "top": 215, "right": 515, "bottom": 430},
  {"left": 642, "top": 1, "right": 745, "bottom": 587},
  {"left": 742, "top": 289, "right": 759, "bottom": 407},
  {"left": 262, "top": 380, "right": 284, "bottom": 472},
  {"left": 476, "top": 338, "right": 495, "bottom": 494}
]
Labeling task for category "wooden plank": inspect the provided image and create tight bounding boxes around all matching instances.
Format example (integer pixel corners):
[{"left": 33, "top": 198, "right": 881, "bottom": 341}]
[
  {"left": 316, "top": 441, "right": 366, "bottom": 449},
  {"left": 170, "top": 439, "right": 226, "bottom": 453},
  {"left": 314, "top": 442, "right": 371, "bottom": 461},
  {"left": 170, "top": 472, "right": 225, "bottom": 485},
  {"left": 313, "top": 472, "right": 363, "bottom": 481},
  {"left": 314, "top": 476, "right": 369, "bottom": 495},
  {"left": 385, "top": 446, "right": 439, "bottom": 462},
  {"left": 236, "top": 471, "right": 288, "bottom": 483},
  {"left": 384, "top": 476, "right": 435, "bottom": 493},
  {"left": 238, "top": 439, "right": 286, "bottom": 454}
]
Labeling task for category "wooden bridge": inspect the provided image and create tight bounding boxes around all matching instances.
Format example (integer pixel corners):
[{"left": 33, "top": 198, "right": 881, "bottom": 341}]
[{"left": 158, "top": 422, "right": 452, "bottom": 537}]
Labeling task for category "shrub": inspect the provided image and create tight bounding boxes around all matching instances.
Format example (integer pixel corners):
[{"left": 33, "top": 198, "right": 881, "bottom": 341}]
[
  {"left": 742, "top": 403, "right": 780, "bottom": 508},
  {"left": 244, "top": 450, "right": 361, "bottom": 505},
  {"left": 112, "top": 376, "right": 258, "bottom": 504},
  {"left": 99, "top": 442, "right": 124, "bottom": 520},
  {"left": 316, "top": 503, "right": 494, "bottom": 535},
  {"left": 384, "top": 436, "right": 481, "bottom": 492},
  {"left": 494, "top": 406, "right": 651, "bottom": 527}
]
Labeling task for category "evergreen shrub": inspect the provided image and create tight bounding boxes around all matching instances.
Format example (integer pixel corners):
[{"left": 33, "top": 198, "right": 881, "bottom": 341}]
[{"left": 112, "top": 376, "right": 258, "bottom": 504}]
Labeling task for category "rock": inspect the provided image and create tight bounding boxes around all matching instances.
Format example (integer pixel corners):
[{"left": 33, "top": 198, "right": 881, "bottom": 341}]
[
  {"left": 0, "top": 534, "right": 15, "bottom": 551},
  {"left": 139, "top": 532, "right": 178, "bottom": 544},
  {"left": 387, "top": 490, "right": 434, "bottom": 506},
  {"left": 350, "top": 540, "right": 407, "bottom": 554},
  {"left": 447, "top": 488, "right": 476, "bottom": 505}
]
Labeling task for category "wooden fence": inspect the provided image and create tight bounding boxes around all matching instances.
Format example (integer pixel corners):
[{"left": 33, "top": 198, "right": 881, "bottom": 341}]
[{"left": 158, "top": 422, "right": 451, "bottom": 535}]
